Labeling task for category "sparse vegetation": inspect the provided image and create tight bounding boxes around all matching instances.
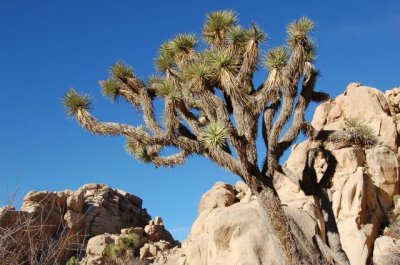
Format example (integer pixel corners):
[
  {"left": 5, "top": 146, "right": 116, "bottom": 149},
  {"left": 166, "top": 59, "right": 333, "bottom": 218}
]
[
  {"left": 330, "top": 117, "right": 377, "bottom": 147},
  {"left": 105, "top": 234, "right": 141, "bottom": 264},
  {"left": 66, "top": 256, "right": 79, "bottom": 265},
  {"left": 345, "top": 118, "right": 377, "bottom": 146}
]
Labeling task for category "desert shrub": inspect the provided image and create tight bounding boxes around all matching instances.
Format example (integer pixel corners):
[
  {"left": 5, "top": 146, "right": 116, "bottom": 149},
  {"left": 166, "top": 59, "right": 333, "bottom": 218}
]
[
  {"left": 117, "top": 233, "right": 141, "bottom": 250},
  {"left": 330, "top": 118, "right": 377, "bottom": 147},
  {"left": 66, "top": 256, "right": 79, "bottom": 265},
  {"left": 105, "top": 233, "right": 140, "bottom": 264},
  {"left": 344, "top": 118, "right": 377, "bottom": 147}
]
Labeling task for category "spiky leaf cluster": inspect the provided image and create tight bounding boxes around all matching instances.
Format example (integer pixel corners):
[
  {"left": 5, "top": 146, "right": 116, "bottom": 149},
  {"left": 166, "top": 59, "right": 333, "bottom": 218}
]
[
  {"left": 202, "top": 122, "right": 228, "bottom": 148},
  {"left": 63, "top": 89, "right": 91, "bottom": 117},
  {"left": 287, "top": 17, "right": 315, "bottom": 47},
  {"left": 111, "top": 61, "right": 134, "bottom": 79},
  {"left": 156, "top": 48, "right": 175, "bottom": 72},
  {"left": 264, "top": 46, "right": 289, "bottom": 70},
  {"left": 182, "top": 60, "right": 212, "bottom": 82},
  {"left": 101, "top": 79, "right": 121, "bottom": 102},
  {"left": 203, "top": 10, "right": 238, "bottom": 46},
  {"left": 229, "top": 26, "right": 249, "bottom": 46},
  {"left": 170, "top": 34, "right": 197, "bottom": 53},
  {"left": 343, "top": 118, "right": 377, "bottom": 147},
  {"left": 204, "top": 49, "right": 239, "bottom": 79},
  {"left": 126, "top": 141, "right": 151, "bottom": 163},
  {"left": 149, "top": 77, "right": 181, "bottom": 100},
  {"left": 246, "top": 24, "right": 268, "bottom": 43}
]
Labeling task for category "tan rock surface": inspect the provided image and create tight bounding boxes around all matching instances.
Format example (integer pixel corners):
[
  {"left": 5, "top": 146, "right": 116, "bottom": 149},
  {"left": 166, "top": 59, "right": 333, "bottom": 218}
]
[
  {"left": 282, "top": 84, "right": 400, "bottom": 265},
  {"left": 0, "top": 184, "right": 151, "bottom": 264},
  {"left": 198, "top": 182, "right": 236, "bottom": 213},
  {"left": 156, "top": 84, "right": 400, "bottom": 265}
]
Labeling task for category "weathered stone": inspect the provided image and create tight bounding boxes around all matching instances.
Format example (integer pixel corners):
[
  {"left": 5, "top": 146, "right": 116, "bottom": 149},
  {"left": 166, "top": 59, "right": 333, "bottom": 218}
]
[
  {"left": 373, "top": 235, "right": 400, "bottom": 265},
  {"left": 198, "top": 182, "right": 235, "bottom": 213},
  {"left": 64, "top": 209, "right": 83, "bottom": 230},
  {"left": 0, "top": 184, "right": 152, "bottom": 265},
  {"left": 67, "top": 189, "right": 83, "bottom": 212},
  {"left": 144, "top": 218, "right": 175, "bottom": 243}
]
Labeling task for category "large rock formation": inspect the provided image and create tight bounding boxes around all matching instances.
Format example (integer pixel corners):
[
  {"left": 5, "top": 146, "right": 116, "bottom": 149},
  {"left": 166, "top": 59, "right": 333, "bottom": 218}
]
[
  {"left": 155, "top": 182, "right": 322, "bottom": 265},
  {"left": 81, "top": 216, "right": 179, "bottom": 264},
  {"left": 0, "top": 184, "right": 154, "bottom": 264},
  {"left": 281, "top": 83, "right": 400, "bottom": 265}
]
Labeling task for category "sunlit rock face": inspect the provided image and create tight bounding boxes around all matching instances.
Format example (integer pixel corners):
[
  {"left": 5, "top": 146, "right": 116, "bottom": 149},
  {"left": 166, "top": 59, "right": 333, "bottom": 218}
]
[
  {"left": 0, "top": 184, "right": 152, "bottom": 264},
  {"left": 157, "top": 84, "right": 400, "bottom": 265},
  {"left": 281, "top": 83, "right": 400, "bottom": 265}
]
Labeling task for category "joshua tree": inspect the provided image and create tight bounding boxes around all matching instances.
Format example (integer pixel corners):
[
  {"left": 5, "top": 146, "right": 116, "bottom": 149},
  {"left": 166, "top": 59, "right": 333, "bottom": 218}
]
[{"left": 63, "top": 11, "right": 348, "bottom": 264}]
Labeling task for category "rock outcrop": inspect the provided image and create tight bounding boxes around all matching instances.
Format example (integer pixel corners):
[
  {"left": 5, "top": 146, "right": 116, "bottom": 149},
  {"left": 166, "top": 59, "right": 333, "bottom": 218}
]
[
  {"left": 281, "top": 83, "right": 400, "bottom": 265},
  {"left": 155, "top": 182, "right": 322, "bottom": 265},
  {"left": 155, "top": 84, "right": 400, "bottom": 265},
  {"left": 373, "top": 195, "right": 400, "bottom": 265},
  {"left": 0, "top": 184, "right": 153, "bottom": 264},
  {"left": 81, "top": 216, "right": 179, "bottom": 264}
]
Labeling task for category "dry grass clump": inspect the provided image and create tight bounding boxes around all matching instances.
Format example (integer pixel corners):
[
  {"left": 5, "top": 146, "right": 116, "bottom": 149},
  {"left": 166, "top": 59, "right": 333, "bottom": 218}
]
[{"left": 330, "top": 117, "right": 377, "bottom": 147}]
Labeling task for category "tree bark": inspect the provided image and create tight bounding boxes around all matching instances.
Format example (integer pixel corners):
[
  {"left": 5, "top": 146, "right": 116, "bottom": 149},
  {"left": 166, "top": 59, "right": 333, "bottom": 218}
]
[{"left": 248, "top": 177, "right": 314, "bottom": 265}]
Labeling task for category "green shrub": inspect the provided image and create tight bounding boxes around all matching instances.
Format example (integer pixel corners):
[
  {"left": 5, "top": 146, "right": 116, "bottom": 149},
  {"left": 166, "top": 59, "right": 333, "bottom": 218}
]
[
  {"left": 66, "top": 256, "right": 79, "bottom": 265},
  {"left": 343, "top": 118, "right": 377, "bottom": 147},
  {"left": 105, "top": 233, "right": 140, "bottom": 264},
  {"left": 105, "top": 244, "right": 120, "bottom": 260},
  {"left": 116, "top": 233, "right": 140, "bottom": 250}
]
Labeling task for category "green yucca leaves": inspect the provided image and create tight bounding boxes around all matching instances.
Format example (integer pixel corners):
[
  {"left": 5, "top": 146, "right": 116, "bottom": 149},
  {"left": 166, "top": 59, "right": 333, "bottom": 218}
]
[
  {"left": 155, "top": 35, "right": 197, "bottom": 71},
  {"left": 101, "top": 79, "right": 120, "bottom": 102},
  {"left": 203, "top": 10, "right": 238, "bottom": 45},
  {"left": 205, "top": 49, "right": 239, "bottom": 76},
  {"left": 148, "top": 77, "right": 182, "bottom": 100},
  {"left": 202, "top": 122, "right": 228, "bottom": 148},
  {"left": 63, "top": 89, "right": 92, "bottom": 117},
  {"left": 246, "top": 24, "right": 268, "bottom": 43},
  {"left": 305, "top": 38, "right": 317, "bottom": 62},
  {"left": 110, "top": 61, "right": 134, "bottom": 79},
  {"left": 287, "top": 17, "right": 315, "bottom": 46},
  {"left": 126, "top": 141, "right": 151, "bottom": 163},
  {"left": 264, "top": 46, "right": 289, "bottom": 70},
  {"left": 344, "top": 118, "right": 377, "bottom": 147},
  {"left": 171, "top": 34, "right": 197, "bottom": 53},
  {"left": 229, "top": 26, "right": 249, "bottom": 45},
  {"left": 345, "top": 117, "right": 361, "bottom": 130},
  {"left": 182, "top": 61, "right": 212, "bottom": 81},
  {"left": 155, "top": 52, "right": 175, "bottom": 72}
]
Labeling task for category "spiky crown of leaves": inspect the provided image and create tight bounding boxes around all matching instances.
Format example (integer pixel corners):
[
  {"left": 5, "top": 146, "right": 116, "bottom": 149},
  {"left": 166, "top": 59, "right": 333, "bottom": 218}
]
[
  {"left": 63, "top": 89, "right": 91, "bottom": 117},
  {"left": 202, "top": 122, "right": 228, "bottom": 149},
  {"left": 63, "top": 10, "right": 318, "bottom": 165}
]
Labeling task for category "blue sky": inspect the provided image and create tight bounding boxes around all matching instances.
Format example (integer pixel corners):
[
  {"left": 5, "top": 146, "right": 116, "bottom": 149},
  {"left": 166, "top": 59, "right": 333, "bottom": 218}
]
[{"left": 0, "top": 0, "right": 399, "bottom": 240}]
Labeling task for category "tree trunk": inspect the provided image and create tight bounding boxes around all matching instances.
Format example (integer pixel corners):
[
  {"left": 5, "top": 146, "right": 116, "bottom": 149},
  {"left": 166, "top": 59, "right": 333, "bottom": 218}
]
[{"left": 248, "top": 177, "right": 314, "bottom": 265}]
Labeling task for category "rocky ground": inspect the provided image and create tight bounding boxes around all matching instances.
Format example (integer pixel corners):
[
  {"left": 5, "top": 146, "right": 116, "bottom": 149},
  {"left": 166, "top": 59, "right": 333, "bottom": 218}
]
[{"left": 1, "top": 83, "right": 400, "bottom": 265}]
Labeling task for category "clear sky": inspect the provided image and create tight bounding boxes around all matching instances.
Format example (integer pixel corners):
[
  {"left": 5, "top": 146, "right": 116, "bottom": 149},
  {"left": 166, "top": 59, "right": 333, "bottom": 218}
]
[{"left": 0, "top": 0, "right": 399, "bottom": 240}]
